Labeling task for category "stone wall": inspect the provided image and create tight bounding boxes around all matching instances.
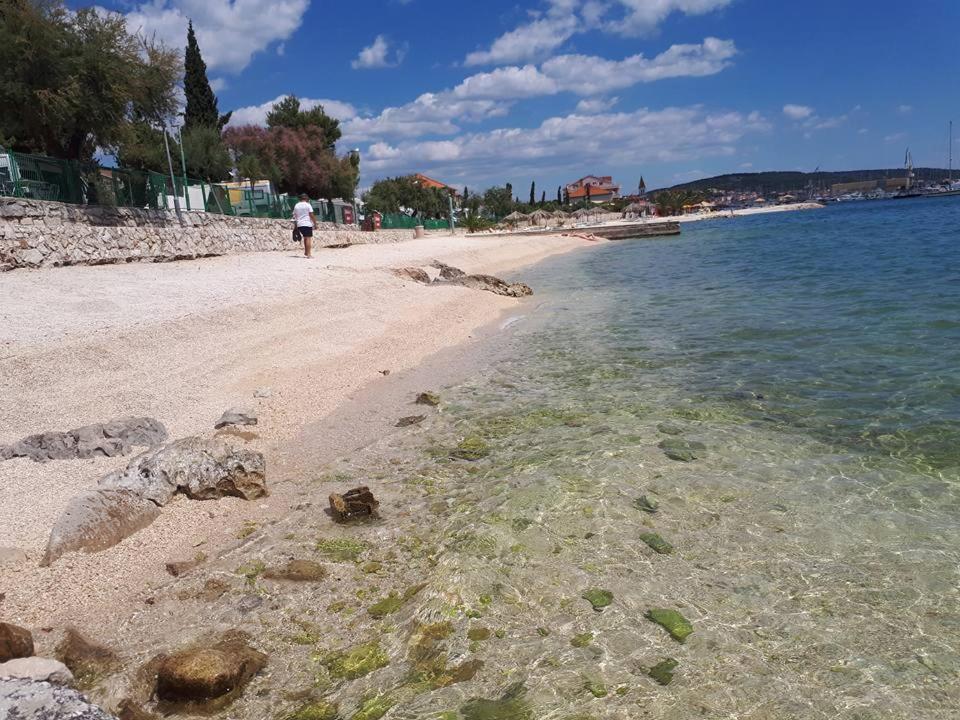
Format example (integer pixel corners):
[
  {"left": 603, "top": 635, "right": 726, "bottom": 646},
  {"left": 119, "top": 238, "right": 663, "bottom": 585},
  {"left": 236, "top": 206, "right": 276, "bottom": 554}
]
[{"left": 0, "top": 197, "right": 424, "bottom": 270}]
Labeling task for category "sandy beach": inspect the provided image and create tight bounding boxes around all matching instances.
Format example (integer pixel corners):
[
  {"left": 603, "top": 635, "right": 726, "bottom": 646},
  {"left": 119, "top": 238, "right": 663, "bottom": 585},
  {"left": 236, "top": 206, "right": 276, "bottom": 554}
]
[{"left": 0, "top": 231, "right": 591, "bottom": 627}]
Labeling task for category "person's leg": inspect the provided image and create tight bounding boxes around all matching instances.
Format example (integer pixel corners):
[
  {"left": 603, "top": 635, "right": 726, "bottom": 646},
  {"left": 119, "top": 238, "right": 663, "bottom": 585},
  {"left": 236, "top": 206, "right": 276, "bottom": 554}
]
[{"left": 304, "top": 235, "right": 312, "bottom": 257}]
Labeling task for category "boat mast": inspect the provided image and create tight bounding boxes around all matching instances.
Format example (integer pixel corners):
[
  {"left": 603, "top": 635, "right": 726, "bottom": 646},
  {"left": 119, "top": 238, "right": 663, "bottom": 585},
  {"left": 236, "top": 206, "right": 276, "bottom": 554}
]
[{"left": 950, "top": 121, "right": 953, "bottom": 183}]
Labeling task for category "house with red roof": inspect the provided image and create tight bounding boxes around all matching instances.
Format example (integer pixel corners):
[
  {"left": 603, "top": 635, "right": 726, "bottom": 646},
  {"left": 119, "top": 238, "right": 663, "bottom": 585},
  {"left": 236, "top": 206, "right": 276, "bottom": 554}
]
[
  {"left": 565, "top": 175, "right": 620, "bottom": 203},
  {"left": 412, "top": 173, "right": 460, "bottom": 197}
]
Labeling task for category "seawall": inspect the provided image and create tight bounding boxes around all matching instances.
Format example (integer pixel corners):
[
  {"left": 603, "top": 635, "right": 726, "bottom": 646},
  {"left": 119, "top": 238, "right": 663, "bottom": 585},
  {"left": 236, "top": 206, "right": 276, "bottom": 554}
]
[{"left": 0, "top": 197, "right": 420, "bottom": 269}]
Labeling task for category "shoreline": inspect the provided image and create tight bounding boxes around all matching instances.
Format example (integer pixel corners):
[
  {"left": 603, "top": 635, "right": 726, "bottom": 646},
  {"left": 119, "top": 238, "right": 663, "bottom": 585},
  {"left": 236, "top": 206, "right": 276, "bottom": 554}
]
[{"left": 0, "top": 231, "right": 594, "bottom": 627}]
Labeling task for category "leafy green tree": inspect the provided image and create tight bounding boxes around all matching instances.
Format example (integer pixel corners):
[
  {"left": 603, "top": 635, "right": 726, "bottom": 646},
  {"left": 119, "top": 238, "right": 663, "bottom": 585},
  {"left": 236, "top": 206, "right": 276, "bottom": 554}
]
[
  {"left": 183, "top": 21, "right": 229, "bottom": 130},
  {"left": 362, "top": 175, "right": 448, "bottom": 216},
  {"left": 0, "top": 1, "right": 179, "bottom": 160},
  {"left": 180, "top": 126, "right": 231, "bottom": 181},
  {"left": 266, "top": 95, "right": 341, "bottom": 150},
  {"left": 482, "top": 185, "right": 514, "bottom": 218}
]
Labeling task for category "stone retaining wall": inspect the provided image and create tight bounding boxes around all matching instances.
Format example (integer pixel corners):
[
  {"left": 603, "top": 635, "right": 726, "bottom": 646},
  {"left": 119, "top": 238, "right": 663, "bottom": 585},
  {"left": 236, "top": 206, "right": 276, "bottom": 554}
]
[{"left": 0, "top": 198, "right": 424, "bottom": 269}]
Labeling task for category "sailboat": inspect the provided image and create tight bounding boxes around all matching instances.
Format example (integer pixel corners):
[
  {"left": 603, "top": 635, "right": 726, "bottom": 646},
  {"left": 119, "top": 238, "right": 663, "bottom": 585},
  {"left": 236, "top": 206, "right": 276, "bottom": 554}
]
[
  {"left": 893, "top": 148, "right": 924, "bottom": 198},
  {"left": 894, "top": 126, "right": 960, "bottom": 199}
]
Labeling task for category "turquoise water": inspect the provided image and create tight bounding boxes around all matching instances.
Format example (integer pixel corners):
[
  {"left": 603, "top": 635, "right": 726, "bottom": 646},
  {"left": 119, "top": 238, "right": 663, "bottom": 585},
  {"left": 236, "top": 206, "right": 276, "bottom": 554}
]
[{"left": 266, "top": 199, "right": 960, "bottom": 720}]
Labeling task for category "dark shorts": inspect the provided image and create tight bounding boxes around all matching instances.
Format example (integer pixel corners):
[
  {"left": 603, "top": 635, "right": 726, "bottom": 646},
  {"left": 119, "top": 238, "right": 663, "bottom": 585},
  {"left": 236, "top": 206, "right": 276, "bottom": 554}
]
[{"left": 298, "top": 225, "right": 313, "bottom": 238}]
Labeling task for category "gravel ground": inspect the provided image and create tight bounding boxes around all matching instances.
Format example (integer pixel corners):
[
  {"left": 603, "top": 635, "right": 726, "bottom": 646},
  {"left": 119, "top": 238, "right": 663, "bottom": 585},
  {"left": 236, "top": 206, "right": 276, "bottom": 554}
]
[{"left": 0, "top": 232, "right": 591, "bottom": 627}]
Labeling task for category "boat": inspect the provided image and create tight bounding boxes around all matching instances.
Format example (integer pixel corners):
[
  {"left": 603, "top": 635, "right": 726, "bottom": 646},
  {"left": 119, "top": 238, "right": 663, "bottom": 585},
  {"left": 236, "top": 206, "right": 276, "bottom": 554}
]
[{"left": 892, "top": 149, "right": 924, "bottom": 198}]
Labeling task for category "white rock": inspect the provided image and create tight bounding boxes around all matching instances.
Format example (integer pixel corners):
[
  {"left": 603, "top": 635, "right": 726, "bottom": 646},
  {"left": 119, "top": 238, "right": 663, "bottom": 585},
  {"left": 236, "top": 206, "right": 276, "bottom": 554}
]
[{"left": 0, "top": 657, "right": 74, "bottom": 685}]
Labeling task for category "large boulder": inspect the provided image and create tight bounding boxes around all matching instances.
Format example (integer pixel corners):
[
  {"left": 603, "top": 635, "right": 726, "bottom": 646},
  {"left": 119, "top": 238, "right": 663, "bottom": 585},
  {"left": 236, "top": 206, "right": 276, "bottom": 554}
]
[
  {"left": 42, "top": 489, "right": 161, "bottom": 566},
  {"left": 100, "top": 437, "right": 266, "bottom": 506},
  {"left": 156, "top": 631, "right": 266, "bottom": 705},
  {"left": 0, "top": 622, "right": 34, "bottom": 662},
  {"left": 0, "top": 417, "right": 167, "bottom": 463},
  {"left": 0, "top": 657, "right": 74, "bottom": 685},
  {"left": 0, "top": 677, "right": 116, "bottom": 718}
]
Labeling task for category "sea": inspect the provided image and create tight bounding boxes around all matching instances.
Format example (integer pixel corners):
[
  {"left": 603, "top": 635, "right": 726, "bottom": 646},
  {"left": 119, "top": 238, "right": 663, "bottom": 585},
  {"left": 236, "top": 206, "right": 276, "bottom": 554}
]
[{"left": 309, "top": 197, "right": 960, "bottom": 720}]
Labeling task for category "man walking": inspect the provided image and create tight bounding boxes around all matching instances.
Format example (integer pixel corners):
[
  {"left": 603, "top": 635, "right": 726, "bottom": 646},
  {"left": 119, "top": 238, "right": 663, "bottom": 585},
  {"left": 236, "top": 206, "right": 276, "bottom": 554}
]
[{"left": 293, "top": 193, "right": 318, "bottom": 258}]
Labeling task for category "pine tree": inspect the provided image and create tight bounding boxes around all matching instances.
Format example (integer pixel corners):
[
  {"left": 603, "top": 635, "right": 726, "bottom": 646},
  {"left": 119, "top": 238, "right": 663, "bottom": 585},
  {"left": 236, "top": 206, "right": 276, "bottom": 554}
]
[
  {"left": 184, "top": 21, "right": 223, "bottom": 130},
  {"left": 529, "top": 181, "right": 536, "bottom": 206}
]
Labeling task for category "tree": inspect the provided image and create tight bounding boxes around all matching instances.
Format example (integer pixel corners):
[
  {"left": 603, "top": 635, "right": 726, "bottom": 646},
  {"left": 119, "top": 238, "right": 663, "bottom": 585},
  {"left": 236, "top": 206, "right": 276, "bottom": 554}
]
[
  {"left": 540, "top": 190, "right": 545, "bottom": 206},
  {"left": 482, "top": 185, "right": 513, "bottom": 218},
  {"left": 463, "top": 186, "right": 469, "bottom": 201},
  {"left": 362, "top": 176, "right": 449, "bottom": 216},
  {"left": 563, "top": 187, "right": 570, "bottom": 205},
  {"left": 183, "top": 21, "right": 229, "bottom": 130},
  {"left": 557, "top": 186, "right": 562, "bottom": 204},
  {"left": 529, "top": 181, "right": 536, "bottom": 206},
  {"left": 180, "top": 126, "right": 231, "bottom": 181},
  {"left": 266, "top": 95, "right": 341, "bottom": 150},
  {"left": 0, "top": 2, "right": 179, "bottom": 160}
]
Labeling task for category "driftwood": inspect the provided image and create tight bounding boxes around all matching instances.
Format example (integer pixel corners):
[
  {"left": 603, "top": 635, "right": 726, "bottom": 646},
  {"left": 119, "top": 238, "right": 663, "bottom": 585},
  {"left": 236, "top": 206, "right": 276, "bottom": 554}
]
[{"left": 329, "top": 486, "right": 380, "bottom": 522}]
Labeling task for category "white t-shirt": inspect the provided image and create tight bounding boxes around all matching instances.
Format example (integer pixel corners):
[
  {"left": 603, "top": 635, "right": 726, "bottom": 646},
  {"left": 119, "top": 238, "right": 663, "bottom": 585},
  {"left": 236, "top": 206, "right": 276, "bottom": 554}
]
[{"left": 293, "top": 201, "right": 314, "bottom": 227}]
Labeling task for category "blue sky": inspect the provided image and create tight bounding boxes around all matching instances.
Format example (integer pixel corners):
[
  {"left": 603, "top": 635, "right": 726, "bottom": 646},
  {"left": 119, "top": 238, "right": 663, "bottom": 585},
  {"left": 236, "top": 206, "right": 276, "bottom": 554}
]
[{"left": 98, "top": 0, "right": 958, "bottom": 192}]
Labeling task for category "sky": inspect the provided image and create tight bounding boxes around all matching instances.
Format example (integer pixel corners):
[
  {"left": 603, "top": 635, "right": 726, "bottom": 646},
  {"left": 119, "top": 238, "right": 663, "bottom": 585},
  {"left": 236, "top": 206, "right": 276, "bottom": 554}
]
[{"left": 93, "top": 0, "right": 959, "bottom": 192}]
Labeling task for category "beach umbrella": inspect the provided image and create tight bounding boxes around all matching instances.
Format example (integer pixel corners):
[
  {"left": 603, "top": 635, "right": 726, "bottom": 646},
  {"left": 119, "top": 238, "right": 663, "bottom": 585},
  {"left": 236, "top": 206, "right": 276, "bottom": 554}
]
[
  {"left": 571, "top": 208, "right": 592, "bottom": 219},
  {"left": 502, "top": 211, "right": 528, "bottom": 226},
  {"left": 528, "top": 209, "right": 552, "bottom": 225}
]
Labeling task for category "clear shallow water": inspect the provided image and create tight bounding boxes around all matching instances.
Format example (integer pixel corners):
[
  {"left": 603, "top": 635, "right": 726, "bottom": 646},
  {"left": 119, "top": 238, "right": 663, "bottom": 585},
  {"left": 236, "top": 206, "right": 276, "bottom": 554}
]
[{"left": 239, "top": 200, "right": 960, "bottom": 720}]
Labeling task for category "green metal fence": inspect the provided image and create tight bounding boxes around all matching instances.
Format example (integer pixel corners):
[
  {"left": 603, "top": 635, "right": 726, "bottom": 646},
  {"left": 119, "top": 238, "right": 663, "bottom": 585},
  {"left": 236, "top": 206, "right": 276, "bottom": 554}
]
[{"left": 379, "top": 213, "right": 450, "bottom": 230}]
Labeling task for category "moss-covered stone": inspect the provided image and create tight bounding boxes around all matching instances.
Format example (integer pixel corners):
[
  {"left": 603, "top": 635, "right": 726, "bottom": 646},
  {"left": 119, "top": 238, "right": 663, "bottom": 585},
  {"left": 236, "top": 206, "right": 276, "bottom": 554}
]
[
  {"left": 570, "top": 632, "right": 593, "bottom": 648},
  {"left": 648, "top": 658, "right": 679, "bottom": 685},
  {"left": 633, "top": 495, "right": 659, "bottom": 514},
  {"left": 583, "top": 679, "right": 607, "bottom": 698},
  {"left": 658, "top": 438, "right": 706, "bottom": 462},
  {"left": 460, "top": 683, "right": 531, "bottom": 720},
  {"left": 416, "top": 392, "right": 441, "bottom": 407},
  {"left": 367, "top": 594, "right": 404, "bottom": 619},
  {"left": 283, "top": 700, "right": 340, "bottom": 720},
  {"left": 315, "top": 538, "right": 367, "bottom": 562},
  {"left": 639, "top": 532, "right": 674, "bottom": 555},
  {"left": 536, "top": 627, "right": 550, "bottom": 637},
  {"left": 451, "top": 436, "right": 490, "bottom": 461},
  {"left": 467, "top": 627, "right": 491, "bottom": 641},
  {"left": 235, "top": 560, "right": 266, "bottom": 585},
  {"left": 656, "top": 422, "right": 685, "bottom": 436},
  {"left": 350, "top": 694, "right": 394, "bottom": 720},
  {"left": 645, "top": 609, "right": 693, "bottom": 643},
  {"left": 581, "top": 589, "right": 614, "bottom": 612},
  {"left": 320, "top": 641, "right": 389, "bottom": 679}
]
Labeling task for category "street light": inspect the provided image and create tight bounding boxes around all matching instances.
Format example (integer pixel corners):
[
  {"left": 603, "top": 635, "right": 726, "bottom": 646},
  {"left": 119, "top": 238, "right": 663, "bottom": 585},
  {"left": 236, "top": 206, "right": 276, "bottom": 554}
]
[{"left": 161, "top": 124, "right": 183, "bottom": 224}]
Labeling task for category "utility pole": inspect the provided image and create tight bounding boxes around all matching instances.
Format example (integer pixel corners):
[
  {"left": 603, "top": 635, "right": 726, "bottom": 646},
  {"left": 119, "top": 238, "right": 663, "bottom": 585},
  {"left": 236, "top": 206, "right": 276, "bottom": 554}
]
[
  {"left": 448, "top": 191, "right": 455, "bottom": 232},
  {"left": 162, "top": 126, "right": 183, "bottom": 224},
  {"left": 176, "top": 127, "right": 191, "bottom": 211}
]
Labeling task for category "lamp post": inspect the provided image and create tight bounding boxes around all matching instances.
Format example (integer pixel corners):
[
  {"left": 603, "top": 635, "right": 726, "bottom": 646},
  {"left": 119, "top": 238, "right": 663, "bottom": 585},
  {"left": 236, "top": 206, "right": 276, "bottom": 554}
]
[
  {"left": 176, "top": 126, "right": 190, "bottom": 211},
  {"left": 350, "top": 148, "right": 360, "bottom": 226},
  {"left": 162, "top": 125, "right": 183, "bottom": 224}
]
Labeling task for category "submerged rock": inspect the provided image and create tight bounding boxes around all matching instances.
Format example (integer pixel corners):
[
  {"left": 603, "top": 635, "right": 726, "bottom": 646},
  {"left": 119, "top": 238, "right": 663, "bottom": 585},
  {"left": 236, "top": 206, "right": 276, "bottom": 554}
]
[
  {"left": 658, "top": 438, "right": 706, "bottom": 462},
  {"left": 55, "top": 628, "right": 120, "bottom": 686},
  {"left": 100, "top": 437, "right": 266, "bottom": 506},
  {"left": 214, "top": 408, "right": 258, "bottom": 430},
  {"left": 639, "top": 532, "right": 674, "bottom": 555},
  {"left": 396, "top": 415, "right": 426, "bottom": 427},
  {"left": 328, "top": 486, "right": 379, "bottom": 522},
  {"left": 459, "top": 683, "right": 532, "bottom": 720},
  {"left": 0, "top": 657, "right": 75, "bottom": 685},
  {"left": 42, "top": 489, "right": 161, "bottom": 566},
  {"left": 0, "top": 677, "right": 115, "bottom": 718},
  {"left": 263, "top": 559, "right": 327, "bottom": 582},
  {"left": 156, "top": 630, "right": 266, "bottom": 705},
  {"left": 451, "top": 436, "right": 490, "bottom": 461},
  {"left": 634, "top": 495, "right": 659, "bottom": 514},
  {"left": 1, "top": 417, "right": 167, "bottom": 463},
  {"left": 415, "top": 392, "right": 441, "bottom": 407},
  {"left": 648, "top": 658, "right": 679, "bottom": 685},
  {"left": 581, "top": 589, "right": 614, "bottom": 612},
  {"left": 0, "top": 622, "right": 34, "bottom": 662},
  {"left": 645, "top": 609, "right": 694, "bottom": 643},
  {"left": 656, "top": 422, "right": 685, "bottom": 436},
  {"left": 320, "top": 641, "right": 389, "bottom": 680},
  {"left": 283, "top": 700, "right": 340, "bottom": 720}
]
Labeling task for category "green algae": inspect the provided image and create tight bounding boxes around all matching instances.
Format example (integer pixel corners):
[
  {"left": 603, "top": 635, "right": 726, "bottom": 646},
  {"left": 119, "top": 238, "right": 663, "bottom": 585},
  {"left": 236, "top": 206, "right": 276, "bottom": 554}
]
[
  {"left": 283, "top": 700, "right": 340, "bottom": 720},
  {"left": 645, "top": 609, "right": 694, "bottom": 643},
  {"left": 583, "top": 678, "right": 607, "bottom": 698},
  {"left": 657, "top": 422, "right": 685, "bottom": 436},
  {"left": 451, "top": 436, "right": 491, "bottom": 460},
  {"left": 634, "top": 495, "right": 659, "bottom": 514},
  {"left": 581, "top": 589, "right": 614, "bottom": 612},
  {"left": 460, "top": 683, "right": 532, "bottom": 720},
  {"left": 366, "top": 582, "right": 426, "bottom": 618},
  {"left": 350, "top": 694, "right": 394, "bottom": 720},
  {"left": 235, "top": 559, "right": 266, "bottom": 585},
  {"left": 658, "top": 438, "right": 706, "bottom": 462},
  {"left": 315, "top": 538, "right": 367, "bottom": 562},
  {"left": 320, "top": 641, "right": 390, "bottom": 679},
  {"left": 648, "top": 658, "right": 679, "bottom": 685},
  {"left": 639, "top": 532, "right": 674, "bottom": 555},
  {"left": 475, "top": 407, "right": 589, "bottom": 439},
  {"left": 536, "top": 627, "right": 550, "bottom": 637},
  {"left": 468, "top": 627, "right": 491, "bottom": 641},
  {"left": 570, "top": 632, "right": 593, "bottom": 648}
]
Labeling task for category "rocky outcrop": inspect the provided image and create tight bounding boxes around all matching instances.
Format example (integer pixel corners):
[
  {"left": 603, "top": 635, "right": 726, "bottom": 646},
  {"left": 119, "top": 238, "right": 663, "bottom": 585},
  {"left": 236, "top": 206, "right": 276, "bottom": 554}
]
[
  {"left": 0, "top": 622, "right": 34, "bottom": 662},
  {"left": 214, "top": 408, "right": 257, "bottom": 430},
  {"left": 395, "top": 262, "right": 534, "bottom": 297},
  {"left": 0, "top": 417, "right": 167, "bottom": 463},
  {"left": 0, "top": 677, "right": 116, "bottom": 718},
  {"left": 0, "top": 658, "right": 74, "bottom": 685},
  {"left": 100, "top": 437, "right": 266, "bottom": 505},
  {"left": 155, "top": 631, "right": 266, "bottom": 706},
  {"left": 42, "top": 489, "right": 161, "bottom": 566},
  {"left": 43, "top": 437, "right": 266, "bottom": 565}
]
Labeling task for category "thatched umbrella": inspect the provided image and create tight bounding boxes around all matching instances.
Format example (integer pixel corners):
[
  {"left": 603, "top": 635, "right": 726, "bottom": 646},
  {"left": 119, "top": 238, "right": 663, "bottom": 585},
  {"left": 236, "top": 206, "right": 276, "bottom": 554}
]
[
  {"left": 528, "top": 209, "right": 552, "bottom": 226},
  {"left": 552, "top": 210, "right": 568, "bottom": 225},
  {"left": 502, "top": 210, "right": 529, "bottom": 226},
  {"left": 571, "top": 207, "right": 592, "bottom": 220}
]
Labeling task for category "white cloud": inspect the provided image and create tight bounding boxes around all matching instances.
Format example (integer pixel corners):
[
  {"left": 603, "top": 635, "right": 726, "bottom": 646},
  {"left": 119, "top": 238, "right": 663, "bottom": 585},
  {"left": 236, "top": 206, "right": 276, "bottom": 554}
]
[
  {"left": 783, "top": 104, "right": 814, "bottom": 120},
  {"left": 209, "top": 77, "right": 227, "bottom": 93},
  {"left": 123, "top": 0, "right": 309, "bottom": 72},
  {"left": 363, "top": 105, "right": 770, "bottom": 182},
  {"left": 455, "top": 38, "right": 736, "bottom": 100},
  {"left": 228, "top": 96, "right": 358, "bottom": 127},
  {"left": 884, "top": 132, "right": 907, "bottom": 143},
  {"left": 576, "top": 97, "right": 619, "bottom": 113},
  {"left": 352, "top": 35, "right": 408, "bottom": 69},
  {"left": 465, "top": 0, "right": 732, "bottom": 66},
  {"left": 739, "top": 162, "right": 753, "bottom": 168},
  {"left": 898, "top": 104, "right": 913, "bottom": 114}
]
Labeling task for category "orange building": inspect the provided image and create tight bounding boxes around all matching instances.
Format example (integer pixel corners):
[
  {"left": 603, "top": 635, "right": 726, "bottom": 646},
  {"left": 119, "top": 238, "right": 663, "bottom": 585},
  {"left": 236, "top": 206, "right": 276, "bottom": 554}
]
[
  {"left": 412, "top": 173, "right": 460, "bottom": 197},
  {"left": 566, "top": 175, "right": 620, "bottom": 203}
]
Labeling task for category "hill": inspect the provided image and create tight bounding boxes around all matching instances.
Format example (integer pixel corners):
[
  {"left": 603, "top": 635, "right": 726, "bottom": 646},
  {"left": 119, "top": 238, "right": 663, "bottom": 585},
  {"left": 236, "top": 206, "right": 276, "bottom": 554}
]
[{"left": 661, "top": 168, "right": 953, "bottom": 194}]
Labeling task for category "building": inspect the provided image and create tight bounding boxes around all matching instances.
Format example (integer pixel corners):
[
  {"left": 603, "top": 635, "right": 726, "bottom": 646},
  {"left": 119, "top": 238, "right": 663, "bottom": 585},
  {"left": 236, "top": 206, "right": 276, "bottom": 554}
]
[
  {"left": 566, "top": 175, "right": 620, "bottom": 203},
  {"left": 412, "top": 173, "right": 460, "bottom": 197},
  {"left": 830, "top": 178, "right": 909, "bottom": 195}
]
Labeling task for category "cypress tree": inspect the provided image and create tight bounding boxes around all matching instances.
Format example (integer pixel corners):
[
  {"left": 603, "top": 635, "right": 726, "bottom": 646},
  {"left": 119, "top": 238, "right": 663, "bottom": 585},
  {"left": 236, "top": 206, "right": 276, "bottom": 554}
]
[
  {"left": 529, "top": 180, "right": 536, "bottom": 206},
  {"left": 557, "top": 186, "right": 562, "bottom": 204},
  {"left": 540, "top": 190, "right": 545, "bottom": 206},
  {"left": 184, "top": 21, "right": 222, "bottom": 129}
]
